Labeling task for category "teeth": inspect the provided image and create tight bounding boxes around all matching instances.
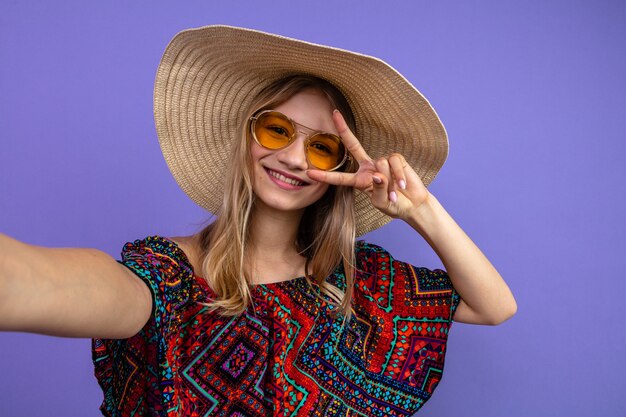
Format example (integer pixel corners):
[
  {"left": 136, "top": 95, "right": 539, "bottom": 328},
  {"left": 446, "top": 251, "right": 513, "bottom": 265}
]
[{"left": 268, "top": 169, "right": 305, "bottom": 186}]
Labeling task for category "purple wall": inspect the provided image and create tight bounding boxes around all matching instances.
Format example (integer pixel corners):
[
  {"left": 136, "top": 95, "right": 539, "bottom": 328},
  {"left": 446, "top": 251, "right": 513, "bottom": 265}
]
[{"left": 1, "top": 1, "right": 625, "bottom": 416}]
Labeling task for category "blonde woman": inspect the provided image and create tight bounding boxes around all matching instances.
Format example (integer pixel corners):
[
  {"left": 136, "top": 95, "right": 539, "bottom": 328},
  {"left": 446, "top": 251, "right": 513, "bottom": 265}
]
[{"left": 0, "top": 26, "right": 516, "bottom": 416}]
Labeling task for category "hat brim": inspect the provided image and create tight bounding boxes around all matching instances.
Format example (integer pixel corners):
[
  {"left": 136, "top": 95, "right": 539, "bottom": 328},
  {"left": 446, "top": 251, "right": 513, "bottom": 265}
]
[{"left": 154, "top": 25, "right": 448, "bottom": 237}]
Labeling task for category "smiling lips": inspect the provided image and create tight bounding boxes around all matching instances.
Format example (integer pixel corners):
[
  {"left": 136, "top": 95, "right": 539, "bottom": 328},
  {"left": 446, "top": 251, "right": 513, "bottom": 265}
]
[{"left": 265, "top": 168, "right": 310, "bottom": 189}]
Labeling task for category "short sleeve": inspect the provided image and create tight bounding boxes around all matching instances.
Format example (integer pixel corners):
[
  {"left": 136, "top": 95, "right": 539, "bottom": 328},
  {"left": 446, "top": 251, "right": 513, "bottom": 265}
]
[
  {"left": 349, "top": 241, "right": 461, "bottom": 408},
  {"left": 354, "top": 241, "right": 460, "bottom": 321},
  {"left": 92, "top": 236, "right": 193, "bottom": 417}
]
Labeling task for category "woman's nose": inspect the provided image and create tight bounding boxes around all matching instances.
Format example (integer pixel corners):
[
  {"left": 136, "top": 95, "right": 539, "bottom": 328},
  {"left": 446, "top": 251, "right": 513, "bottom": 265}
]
[{"left": 275, "top": 134, "right": 308, "bottom": 170}]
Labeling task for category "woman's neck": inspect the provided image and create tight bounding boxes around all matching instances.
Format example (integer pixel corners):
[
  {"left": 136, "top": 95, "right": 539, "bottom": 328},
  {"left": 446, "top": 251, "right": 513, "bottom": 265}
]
[
  {"left": 244, "top": 202, "right": 311, "bottom": 284},
  {"left": 248, "top": 202, "right": 303, "bottom": 258}
]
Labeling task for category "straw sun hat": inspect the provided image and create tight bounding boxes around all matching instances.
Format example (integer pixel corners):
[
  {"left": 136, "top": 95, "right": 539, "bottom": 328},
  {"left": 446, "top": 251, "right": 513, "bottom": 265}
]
[{"left": 154, "top": 25, "right": 448, "bottom": 237}]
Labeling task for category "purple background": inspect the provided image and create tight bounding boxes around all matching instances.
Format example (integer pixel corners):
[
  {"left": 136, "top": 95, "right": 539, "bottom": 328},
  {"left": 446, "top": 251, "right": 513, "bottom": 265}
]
[{"left": 1, "top": 1, "right": 625, "bottom": 416}]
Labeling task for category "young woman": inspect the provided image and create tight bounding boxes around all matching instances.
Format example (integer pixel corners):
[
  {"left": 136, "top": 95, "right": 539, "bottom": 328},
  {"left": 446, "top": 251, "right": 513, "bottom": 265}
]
[{"left": 0, "top": 26, "right": 516, "bottom": 416}]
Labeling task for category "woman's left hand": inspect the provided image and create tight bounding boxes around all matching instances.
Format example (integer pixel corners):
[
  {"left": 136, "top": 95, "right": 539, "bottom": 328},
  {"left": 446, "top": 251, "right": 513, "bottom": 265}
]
[
  {"left": 309, "top": 112, "right": 518, "bottom": 327},
  {"left": 306, "top": 110, "right": 431, "bottom": 220}
]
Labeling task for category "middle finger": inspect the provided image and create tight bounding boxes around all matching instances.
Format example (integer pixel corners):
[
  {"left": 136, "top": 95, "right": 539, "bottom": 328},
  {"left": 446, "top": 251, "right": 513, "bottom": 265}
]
[{"left": 375, "top": 157, "right": 395, "bottom": 202}]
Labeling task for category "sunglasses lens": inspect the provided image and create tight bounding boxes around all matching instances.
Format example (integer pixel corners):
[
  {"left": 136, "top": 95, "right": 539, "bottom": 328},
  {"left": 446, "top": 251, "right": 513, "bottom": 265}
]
[
  {"left": 253, "top": 112, "right": 295, "bottom": 149},
  {"left": 307, "top": 134, "right": 346, "bottom": 171}
]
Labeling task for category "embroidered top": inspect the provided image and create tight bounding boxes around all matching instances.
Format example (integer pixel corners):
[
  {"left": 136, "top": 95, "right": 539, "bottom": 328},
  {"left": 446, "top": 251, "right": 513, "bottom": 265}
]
[{"left": 92, "top": 235, "right": 460, "bottom": 417}]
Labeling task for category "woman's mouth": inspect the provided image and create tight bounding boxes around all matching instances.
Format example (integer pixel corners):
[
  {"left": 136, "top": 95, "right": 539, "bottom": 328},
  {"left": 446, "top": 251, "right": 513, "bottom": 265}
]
[{"left": 265, "top": 168, "right": 309, "bottom": 188}]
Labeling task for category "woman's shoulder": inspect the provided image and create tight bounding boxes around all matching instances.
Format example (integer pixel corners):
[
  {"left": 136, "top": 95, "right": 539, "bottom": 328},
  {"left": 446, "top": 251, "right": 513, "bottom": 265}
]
[
  {"left": 355, "top": 240, "right": 388, "bottom": 255},
  {"left": 167, "top": 235, "right": 202, "bottom": 271},
  {"left": 353, "top": 240, "right": 393, "bottom": 270}
]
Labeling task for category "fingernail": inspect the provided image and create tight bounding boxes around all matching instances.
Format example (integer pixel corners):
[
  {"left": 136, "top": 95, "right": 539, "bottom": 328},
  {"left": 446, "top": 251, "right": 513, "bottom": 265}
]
[
  {"left": 390, "top": 191, "right": 398, "bottom": 203},
  {"left": 372, "top": 176, "right": 383, "bottom": 184},
  {"left": 399, "top": 179, "right": 406, "bottom": 190}
]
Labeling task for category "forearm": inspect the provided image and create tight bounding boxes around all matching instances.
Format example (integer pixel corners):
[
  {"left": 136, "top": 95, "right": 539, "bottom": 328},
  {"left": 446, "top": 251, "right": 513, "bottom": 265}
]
[
  {"left": 0, "top": 233, "right": 151, "bottom": 338},
  {"left": 405, "top": 195, "right": 517, "bottom": 325}
]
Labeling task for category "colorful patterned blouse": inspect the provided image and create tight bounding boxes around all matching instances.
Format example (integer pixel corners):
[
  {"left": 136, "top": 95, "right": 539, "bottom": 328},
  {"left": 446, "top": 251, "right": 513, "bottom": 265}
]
[{"left": 92, "top": 235, "right": 460, "bottom": 417}]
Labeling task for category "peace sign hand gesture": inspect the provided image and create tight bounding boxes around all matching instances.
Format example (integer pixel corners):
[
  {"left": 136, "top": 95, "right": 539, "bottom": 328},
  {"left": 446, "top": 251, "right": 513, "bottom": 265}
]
[{"left": 306, "top": 110, "right": 431, "bottom": 221}]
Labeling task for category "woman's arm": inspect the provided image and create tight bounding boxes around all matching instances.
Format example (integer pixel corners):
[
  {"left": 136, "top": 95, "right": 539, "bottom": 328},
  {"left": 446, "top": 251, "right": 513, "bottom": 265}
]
[
  {"left": 369, "top": 159, "right": 516, "bottom": 325},
  {"left": 0, "top": 233, "right": 152, "bottom": 338},
  {"left": 308, "top": 111, "right": 516, "bottom": 325},
  {"left": 404, "top": 194, "right": 517, "bottom": 325}
]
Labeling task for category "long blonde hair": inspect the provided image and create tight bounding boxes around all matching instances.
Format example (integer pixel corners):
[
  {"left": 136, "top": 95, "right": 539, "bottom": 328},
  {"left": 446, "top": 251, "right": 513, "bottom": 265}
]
[{"left": 198, "top": 75, "right": 358, "bottom": 316}]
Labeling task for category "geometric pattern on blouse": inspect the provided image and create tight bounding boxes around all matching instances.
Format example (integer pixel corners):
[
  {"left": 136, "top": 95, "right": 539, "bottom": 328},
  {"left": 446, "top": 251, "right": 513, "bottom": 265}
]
[{"left": 92, "top": 236, "right": 460, "bottom": 416}]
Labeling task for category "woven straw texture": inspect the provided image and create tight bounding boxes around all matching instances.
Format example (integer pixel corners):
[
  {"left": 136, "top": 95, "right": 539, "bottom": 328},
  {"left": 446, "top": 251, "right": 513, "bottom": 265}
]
[{"left": 154, "top": 25, "right": 448, "bottom": 237}]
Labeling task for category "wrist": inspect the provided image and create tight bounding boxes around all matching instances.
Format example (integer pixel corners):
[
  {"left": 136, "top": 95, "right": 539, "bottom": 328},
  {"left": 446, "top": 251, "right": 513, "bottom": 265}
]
[{"left": 404, "top": 193, "right": 447, "bottom": 238}]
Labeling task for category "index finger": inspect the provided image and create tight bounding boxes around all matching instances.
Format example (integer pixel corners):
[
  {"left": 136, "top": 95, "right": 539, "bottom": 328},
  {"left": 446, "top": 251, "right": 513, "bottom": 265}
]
[{"left": 333, "top": 110, "right": 372, "bottom": 164}]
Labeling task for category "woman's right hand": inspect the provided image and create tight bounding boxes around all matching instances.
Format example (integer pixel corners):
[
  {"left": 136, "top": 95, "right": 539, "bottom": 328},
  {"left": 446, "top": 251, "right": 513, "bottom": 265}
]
[{"left": 0, "top": 233, "right": 152, "bottom": 338}]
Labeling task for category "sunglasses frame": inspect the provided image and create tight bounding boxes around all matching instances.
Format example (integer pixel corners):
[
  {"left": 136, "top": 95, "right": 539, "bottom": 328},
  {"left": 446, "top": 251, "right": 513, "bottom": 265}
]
[{"left": 249, "top": 109, "right": 351, "bottom": 172}]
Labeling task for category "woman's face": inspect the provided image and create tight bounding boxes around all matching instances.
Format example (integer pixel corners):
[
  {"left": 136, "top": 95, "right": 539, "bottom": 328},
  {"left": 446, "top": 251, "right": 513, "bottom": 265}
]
[{"left": 249, "top": 89, "right": 337, "bottom": 214}]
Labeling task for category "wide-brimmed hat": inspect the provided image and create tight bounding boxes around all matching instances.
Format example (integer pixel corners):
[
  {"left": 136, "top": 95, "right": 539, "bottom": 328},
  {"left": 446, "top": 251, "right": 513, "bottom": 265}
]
[{"left": 154, "top": 25, "right": 448, "bottom": 237}]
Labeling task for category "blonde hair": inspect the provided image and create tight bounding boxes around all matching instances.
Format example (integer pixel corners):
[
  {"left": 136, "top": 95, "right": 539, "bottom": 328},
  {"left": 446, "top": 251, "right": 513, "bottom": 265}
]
[{"left": 198, "top": 75, "right": 358, "bottom": 316}]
